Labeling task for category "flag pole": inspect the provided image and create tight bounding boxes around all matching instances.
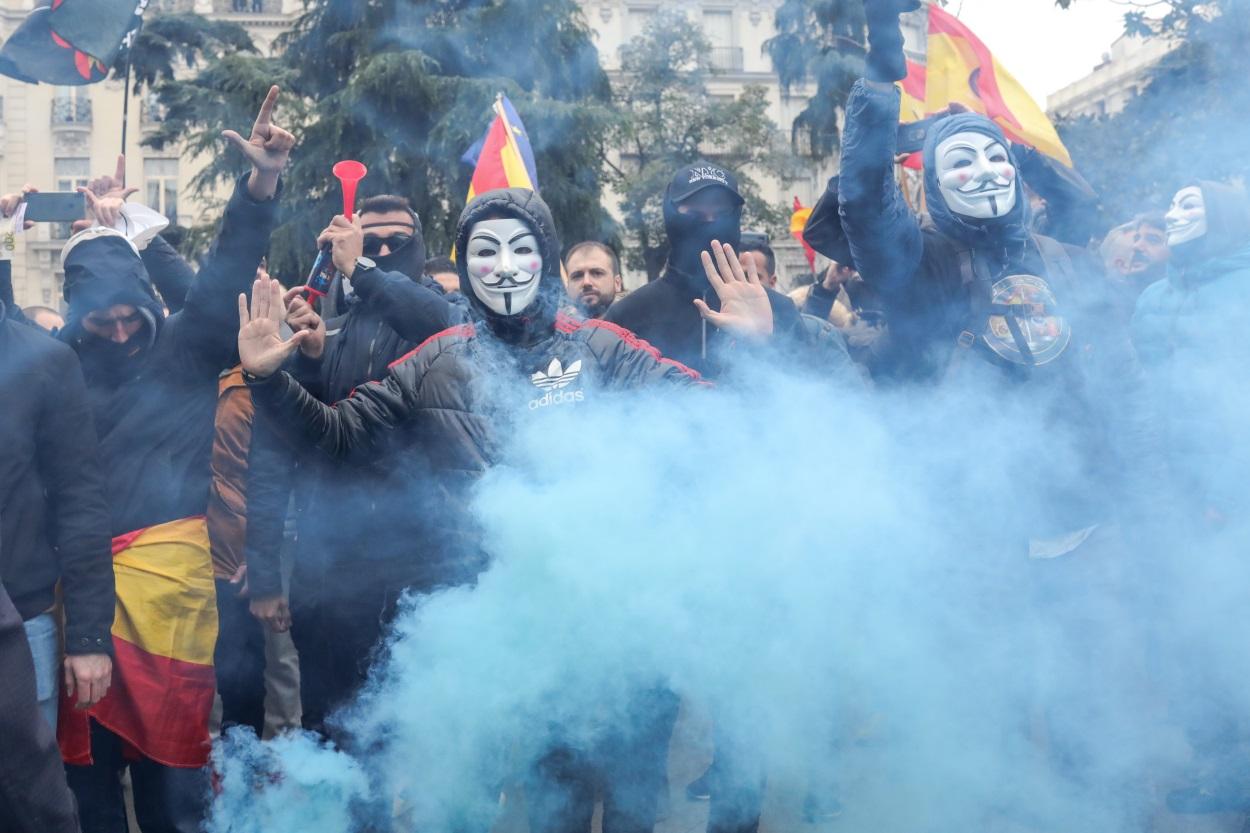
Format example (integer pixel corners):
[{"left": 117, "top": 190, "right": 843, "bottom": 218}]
[{"left": 120, "top": 52, "right": 132, "bottom": 167}]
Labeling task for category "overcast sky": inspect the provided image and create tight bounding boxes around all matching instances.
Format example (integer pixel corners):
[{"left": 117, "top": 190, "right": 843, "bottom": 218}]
[{"left": 950, "top": 0, "right": 1137, "bottom": 104}]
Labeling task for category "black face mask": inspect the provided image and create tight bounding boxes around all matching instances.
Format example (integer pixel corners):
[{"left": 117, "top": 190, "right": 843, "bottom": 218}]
[
  {"left": 370, "top": 234, "right": 423, "bottom": 278},
  {"left": 663, "top": 201, "right": 742, "bottom": 290},
  {"left": 76, "top": 330, "right": 151, "bottom": 387}
]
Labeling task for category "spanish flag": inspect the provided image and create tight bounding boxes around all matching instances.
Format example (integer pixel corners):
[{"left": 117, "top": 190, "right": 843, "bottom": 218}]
[
  {"left": 899, "top": 59, "right": 927, "bottom": 170},
  {"left": 60, "top": 518, "right": 218, "bottom": 768},
  {"left": 463, "top": 94, "right": 540, "bottom": 201},
  {"left": 790, "top": 197, "right": 816, "bottom": 271},
  {"left": 920, "top": 6, "right": 1073, "bottom": 167}
]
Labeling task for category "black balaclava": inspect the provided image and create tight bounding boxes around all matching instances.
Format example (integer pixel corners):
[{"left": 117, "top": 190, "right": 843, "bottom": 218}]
[
  {"left": 61, "top": 231, "right": 165, "bottom": 383},
  {"left": 1171, "top": 180, "right": 1250, "bottom": 268},
  {"left": 662, "top": 161, "right": 745, "bottom": 292},
  {"left": 364, "top": 207, "right": 427, "bottom": 279}
]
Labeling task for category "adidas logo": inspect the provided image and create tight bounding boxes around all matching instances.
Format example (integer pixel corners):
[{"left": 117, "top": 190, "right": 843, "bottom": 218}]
[{"left": 529, "top": 358, "right": 585, "bottom": 409}]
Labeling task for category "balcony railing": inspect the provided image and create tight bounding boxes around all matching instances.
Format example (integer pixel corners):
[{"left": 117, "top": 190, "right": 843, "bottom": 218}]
[
  {"left": 216, "top": 0, "right": 278, "bottom": 13},
  {"left": 708, "top": 46, "right": 744, "bottom": 73},
  {"left": 51, "top": 97, "right": 92, "bottom": 126}
]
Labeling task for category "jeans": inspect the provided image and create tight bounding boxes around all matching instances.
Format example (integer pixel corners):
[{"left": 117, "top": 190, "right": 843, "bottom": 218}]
[
  {"left": 0, "top": 586, "right": 78, "bottom": 833},
  {"left": 22, "top": 612, "right": 59, "bottom": 733},
  {"left": 66, "top": 720, "right": 209, "bottom": 833}
]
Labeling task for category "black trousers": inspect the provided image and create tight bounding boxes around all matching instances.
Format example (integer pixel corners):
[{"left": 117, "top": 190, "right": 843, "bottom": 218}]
[
  {"left": 290, "top": 580, "right": 403, "bottom": 739},
  {"left": 213, "top": 578, "right": 267, "bottom": 736},
  {"left": 0, "top": 582, "right": 79, "bottom": 833},
  {"left": 66, "top": 721, "right": 208, "bottom": 833},
  {"left": 524, "top": 688, "right": 679, "bottom": 833}
]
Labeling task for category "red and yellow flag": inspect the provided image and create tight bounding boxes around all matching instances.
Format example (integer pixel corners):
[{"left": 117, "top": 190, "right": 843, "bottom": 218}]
[
  {"left": 790, "top": 197, "right": 816, "bottom": 271},
  {"left": 923, "top": 6, "right": 1073, "bottom": 167},
  {"left": 465, "top": 94, "right": 539, "bottom": 202},
  {"left": 60, "top": 517, "right": 218, "bottom": 768},
  {"left": 899, "top": 59, "right": 927, "bottom": 170}
]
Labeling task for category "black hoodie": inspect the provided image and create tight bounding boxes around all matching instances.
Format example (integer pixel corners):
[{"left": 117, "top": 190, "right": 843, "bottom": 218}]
[
  {"left": 605, "top": 167, "right": 813, "bottom": 381},
  {"left": 248, "top": 187, "right": 705, "bottom": 586},
  {"left": 61, "top": 175, "right": 280, "bottom": 537},
  {"left": 242, "top": 206, "right": 465, "bottom": 600}
]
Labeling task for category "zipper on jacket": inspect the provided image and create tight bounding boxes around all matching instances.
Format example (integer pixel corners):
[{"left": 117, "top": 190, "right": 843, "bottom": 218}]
[{"left": 365, "top": 320, "right": 385, "bottom": 379}]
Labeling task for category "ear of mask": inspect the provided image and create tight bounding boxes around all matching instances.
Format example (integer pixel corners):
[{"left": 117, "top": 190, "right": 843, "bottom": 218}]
[
  {"left": 465, "top": 217, "right": 544, "bottom": 316},
  {"left": 935, "top": 130, "right": 1019, "bottom": 220},
  {"left": 1165, "top": 185, "right": 1207, "bottom": 248}
]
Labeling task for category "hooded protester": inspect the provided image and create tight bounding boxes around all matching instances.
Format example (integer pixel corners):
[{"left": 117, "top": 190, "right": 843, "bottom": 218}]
[
  {"left": 55, "top": 85, "right": 293, "bottom": 833},
  {"left": 1131, "top": 181, "right": 1250, "bottom": 815},
  {"left": 238, "top": 186, "right": 772, "bottom": 833},
  {"left": 830, "top": 3, "right": 1169, "bottom": 826},
  {"left": 606, "top": 162, "right": 860, "bottom": 385},
  {"left": 242, "top": 193, "right": 466, "bottom": 737},
  {"left": 1133, "top": 181, "right": 1250, "bottom": 524}
]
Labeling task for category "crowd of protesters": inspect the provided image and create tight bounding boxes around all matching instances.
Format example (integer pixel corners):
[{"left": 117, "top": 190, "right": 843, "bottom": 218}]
[{"left": 2, "top": 1, "right": 1250, "bottom": 829}]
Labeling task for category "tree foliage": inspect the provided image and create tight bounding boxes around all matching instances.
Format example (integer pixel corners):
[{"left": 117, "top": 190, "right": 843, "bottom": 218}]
[
  {"left": 606, "top": 9, "right": 796, "bottom": 280},
  {"left": 765, "top": 0, "right": 867, "bottom": 159},
  {"left": 145, "top": 0, "right": 615, "bottom": 278},
  {"left": 1056, "top": 0, "right": 1250, "bottom": 230}
]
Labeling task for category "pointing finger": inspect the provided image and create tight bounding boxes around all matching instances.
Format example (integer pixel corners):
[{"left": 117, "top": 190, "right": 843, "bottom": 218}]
[
  {"left": 253, "top": 85, "right": 279, "bottom": 132},
  {"left": 113, "top": 153, "right": 126, "bottom": 185}
]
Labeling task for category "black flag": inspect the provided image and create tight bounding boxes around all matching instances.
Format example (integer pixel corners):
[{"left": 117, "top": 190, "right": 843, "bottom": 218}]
[
  {"left": 49, "top": 0, "right": 146, "bottom": 65},
  {"left": 0, "top": 6, "right": 108, "bottom": 85}
]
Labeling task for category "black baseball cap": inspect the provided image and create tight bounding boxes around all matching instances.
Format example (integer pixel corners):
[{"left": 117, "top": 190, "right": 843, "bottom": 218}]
[{"left": 667, "top": 160, "right": 745, "bottom": 206}]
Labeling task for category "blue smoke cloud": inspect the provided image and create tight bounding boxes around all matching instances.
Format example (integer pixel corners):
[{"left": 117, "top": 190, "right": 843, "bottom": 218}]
[{"left": 207, "top": 356, "right": 1249, "bottom": 833}]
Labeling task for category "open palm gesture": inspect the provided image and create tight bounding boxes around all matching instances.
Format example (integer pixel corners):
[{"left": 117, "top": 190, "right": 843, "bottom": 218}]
[
  {"left": 693, "top": 240, "right": 774, "bottom": 339},
  {"left": 238, "top": 275, "right": 310, "bottom": 378}
]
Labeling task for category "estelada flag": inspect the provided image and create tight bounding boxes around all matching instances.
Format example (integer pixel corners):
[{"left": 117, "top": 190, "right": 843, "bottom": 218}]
[
  {"left": 463, "top": 94, "right": 540, "bottom": 201},
  {"left": 922, "top": 6, "right": 1073, "bottom": 168},
  {"left": 790, "top": 197, "right": 816, "bottom": 271},
  {"left": 59, "top": 517, "right": 218, "bottom": 768}
]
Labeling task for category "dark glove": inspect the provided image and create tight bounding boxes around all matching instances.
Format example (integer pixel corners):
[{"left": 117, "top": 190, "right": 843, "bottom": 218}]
[{"left": 864, "top": 0, "right": 921, "bottom": 83}]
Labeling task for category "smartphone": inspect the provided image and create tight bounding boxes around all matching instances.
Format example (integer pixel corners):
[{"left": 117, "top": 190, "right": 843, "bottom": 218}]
[
  {"left": 896, "top": 114, "right": 947, "bottom": 156},
  {"left": 24, "top": 192, "right": 85, "bottom": 223}
]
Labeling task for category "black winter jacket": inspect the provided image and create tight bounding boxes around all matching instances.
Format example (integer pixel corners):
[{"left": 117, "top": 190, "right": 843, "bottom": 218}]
[
  {"left": 0, "top": 304, "right": 114, "bottom": 653},
  {"left": 605, "top": 264, "right": 863, "bottom": 387},
  {"left": 244, "top": 265, "right": 466, "bottom": 600},
  {"left": 62, "top": 175, "right": 279, "bottom": 537},
  {"left": 249, "top": 187, "right": 704, "bottom": 591}
]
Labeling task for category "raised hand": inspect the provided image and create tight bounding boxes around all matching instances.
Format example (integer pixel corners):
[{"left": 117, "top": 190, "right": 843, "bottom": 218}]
[
  {"left": 222, "top": 86, "right": 295, "bottom": 200},
  {"left": 238, "top": 274, "right": 311, "bottom": 378},
  {"left": 87, "top": 154, "right": 130, "bottom": 198},
  {"left": 864, "top": 0, "right": 921, "bottom": 83},
  {"left": 79, "top": 187, "right": 137, "bottom": 229},
  {"left": 693, "top": 240, "right": 773, "bottom": 339}
]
